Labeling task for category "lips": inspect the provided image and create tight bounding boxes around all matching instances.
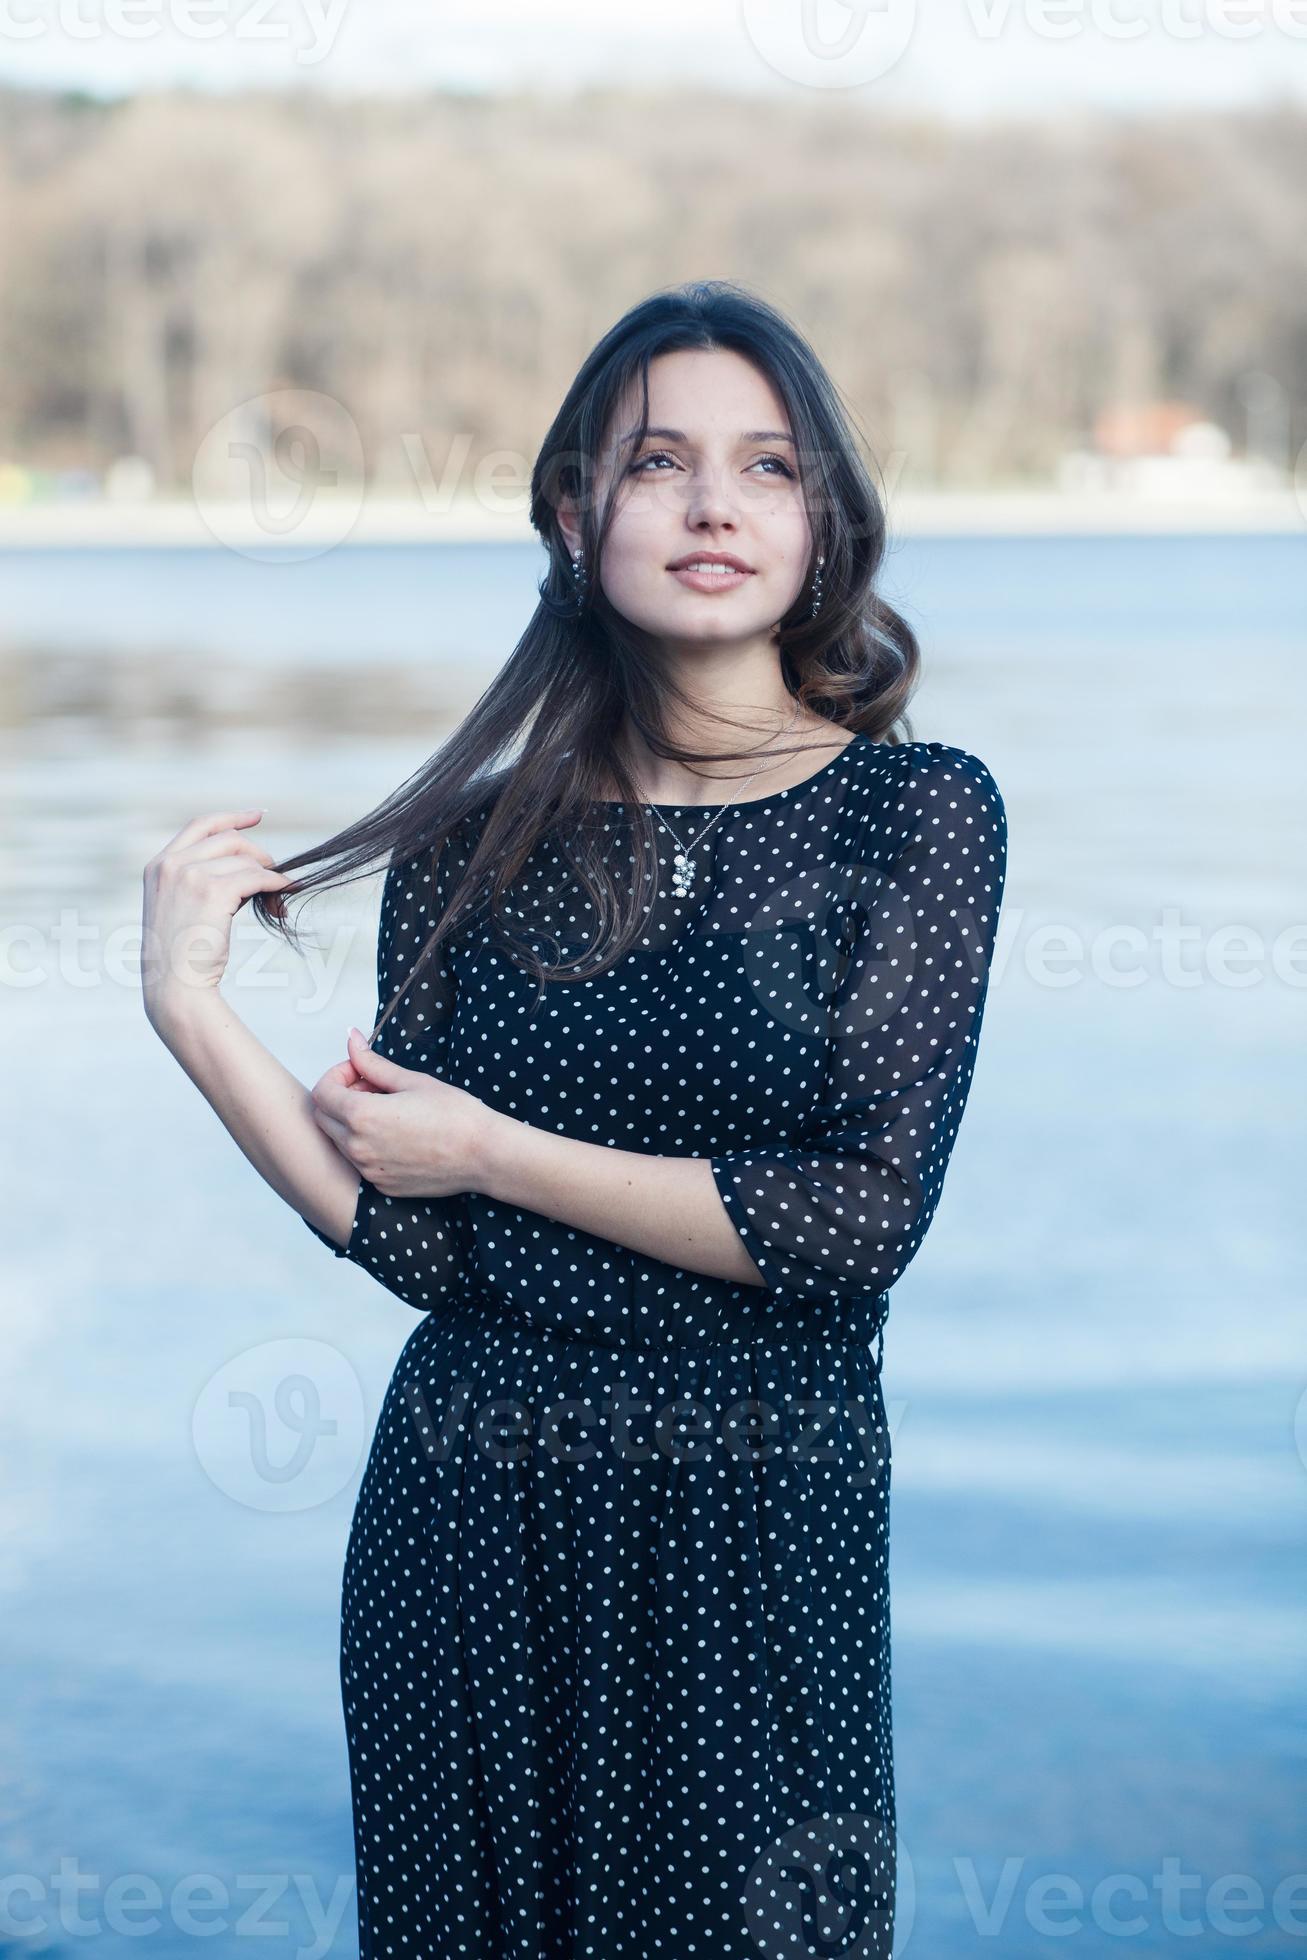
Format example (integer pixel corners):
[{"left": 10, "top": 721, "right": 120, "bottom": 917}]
[
  {"left": 668, "top": 561, "right": 754, "bottom": 592},
  {"left": 667, "top": 553, "right": 754, "bottom": 574}
]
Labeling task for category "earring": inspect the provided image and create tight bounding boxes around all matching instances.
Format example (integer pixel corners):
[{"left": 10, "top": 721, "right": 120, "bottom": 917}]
[
  {"left": 810, "top": 552, "right": 825, "bottom": 618},
  {"left": 572, "top": 548, "right": 587, "bottom": 614}
]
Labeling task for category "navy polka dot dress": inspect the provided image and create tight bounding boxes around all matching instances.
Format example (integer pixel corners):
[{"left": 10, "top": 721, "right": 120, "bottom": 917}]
[{"left": 305, "top": 731, "right": 1007, "bottom": 1959}]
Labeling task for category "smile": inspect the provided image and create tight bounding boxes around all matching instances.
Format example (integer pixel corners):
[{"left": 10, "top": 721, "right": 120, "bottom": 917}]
[{"left": 669, "top": 563, "right": 755, "bottom": 591}]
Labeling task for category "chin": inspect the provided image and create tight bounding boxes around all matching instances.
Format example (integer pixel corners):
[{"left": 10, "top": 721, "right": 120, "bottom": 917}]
[
  {"left": 657, "top": 617, "right": 758, "bottom": 648},
  {"left": 658, "top": 595, "right": 770, "bottom": 634}
]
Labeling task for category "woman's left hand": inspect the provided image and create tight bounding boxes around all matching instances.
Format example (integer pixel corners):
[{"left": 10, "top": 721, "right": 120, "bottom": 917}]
[{"left": 310, "top": 1027, "right": 499, "bottom": 1199}]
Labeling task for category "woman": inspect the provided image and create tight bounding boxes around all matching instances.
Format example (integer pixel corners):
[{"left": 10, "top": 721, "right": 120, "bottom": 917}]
[{"left": 142, "top": 281, "right": 1007, "bottom": 1960}]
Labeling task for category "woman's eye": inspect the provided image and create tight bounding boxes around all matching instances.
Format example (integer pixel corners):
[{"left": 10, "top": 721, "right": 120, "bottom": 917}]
[{"left": 629, "top": 450, "right": 795, "bottom": 478}]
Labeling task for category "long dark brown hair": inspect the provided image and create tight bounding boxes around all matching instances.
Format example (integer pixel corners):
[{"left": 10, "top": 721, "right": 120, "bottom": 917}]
[{"left": 255, "top": 278, "right": 922, "bottom": 1040}]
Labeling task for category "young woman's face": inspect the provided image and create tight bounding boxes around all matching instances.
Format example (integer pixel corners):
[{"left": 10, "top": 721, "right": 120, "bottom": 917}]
[{"left": 585, "top": 346, "right": 813, "bottom": 650}]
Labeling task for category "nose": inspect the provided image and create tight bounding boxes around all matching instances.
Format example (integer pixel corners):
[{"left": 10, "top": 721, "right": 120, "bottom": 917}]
[{"left": 679, "top": 458, "right": 742, "bottom": 534}]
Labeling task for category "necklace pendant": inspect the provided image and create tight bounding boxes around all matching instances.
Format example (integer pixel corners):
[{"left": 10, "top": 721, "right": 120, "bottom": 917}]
[{"left": 672, "top": 855, "right": 696, "bottom": 898}]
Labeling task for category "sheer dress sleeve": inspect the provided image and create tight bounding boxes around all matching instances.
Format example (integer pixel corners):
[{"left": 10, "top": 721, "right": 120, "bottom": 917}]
[
  {"left": 302, "top": 835, "right": 473, "bottom": 1311},
  {"left": 710, "top": 746, "right": 1008, "bottom": 1301}
]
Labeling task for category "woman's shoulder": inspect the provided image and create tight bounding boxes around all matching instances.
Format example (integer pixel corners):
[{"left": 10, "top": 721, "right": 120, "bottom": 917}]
[
  {"left": 850, "top": 736, "right": 1007, "bottom": 857},
  {"left": 858, "top": 733, "right": 1004, "bottom": 802}
]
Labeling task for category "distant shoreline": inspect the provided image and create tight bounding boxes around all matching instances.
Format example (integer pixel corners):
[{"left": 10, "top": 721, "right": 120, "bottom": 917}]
[{"left": 0, "top": 488, "right": 1301, "bottom": 548}]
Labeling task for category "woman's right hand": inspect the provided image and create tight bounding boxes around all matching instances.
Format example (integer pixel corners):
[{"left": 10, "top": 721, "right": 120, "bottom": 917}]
[{"left": 142, "top": 808, "right": 293, "bottom": 1030}]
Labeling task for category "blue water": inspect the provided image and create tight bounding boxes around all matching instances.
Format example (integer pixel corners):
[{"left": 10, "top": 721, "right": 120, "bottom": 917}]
[{"left": 2, "top": 531, "right": 1303, "bottom": 1957}]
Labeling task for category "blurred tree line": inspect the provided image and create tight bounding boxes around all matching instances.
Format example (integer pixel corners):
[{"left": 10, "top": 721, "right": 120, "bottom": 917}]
[{"left": 0, "top": 82, "right": 1303, "bottom": 491}]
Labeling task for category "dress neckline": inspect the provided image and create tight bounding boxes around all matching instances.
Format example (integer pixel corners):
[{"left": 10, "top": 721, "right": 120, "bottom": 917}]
[{"left": 596, "top": 729, "right": 869, "bottom": 817}]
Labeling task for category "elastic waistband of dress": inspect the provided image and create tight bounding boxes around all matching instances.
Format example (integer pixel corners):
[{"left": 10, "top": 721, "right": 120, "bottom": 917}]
[{"left": 427, "top": 1294, "right": 887, "bottom": 1367}]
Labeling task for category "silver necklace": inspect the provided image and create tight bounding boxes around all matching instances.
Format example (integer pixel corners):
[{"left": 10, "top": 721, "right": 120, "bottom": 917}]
[{"left": 645, "top": 699, "right": 805, "bottom": 901}]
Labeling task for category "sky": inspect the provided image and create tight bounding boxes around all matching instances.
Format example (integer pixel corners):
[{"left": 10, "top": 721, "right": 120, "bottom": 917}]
[{"left": 0, "top": 0, "right": 1305, "bottom": 113}]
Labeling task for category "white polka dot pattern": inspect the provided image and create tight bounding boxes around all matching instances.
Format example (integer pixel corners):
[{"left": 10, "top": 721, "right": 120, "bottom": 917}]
[
  {"left": 303, "top": 733, "right": 1008, "bottom": 1957},
  {"left": 709, "top": 743, "right": 1006, "bottom": 1301}
]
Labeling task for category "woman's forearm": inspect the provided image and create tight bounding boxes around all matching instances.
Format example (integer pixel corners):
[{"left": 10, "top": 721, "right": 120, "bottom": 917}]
[
  {"left": 152, "top": 974, "right": 767, "bottom": 1279},
  {"left": 148, "top": 989, "right": 359, "bottom": 1248},
  {"left": 474, "top": 1116, "right": 765, "bottom": 1289}
]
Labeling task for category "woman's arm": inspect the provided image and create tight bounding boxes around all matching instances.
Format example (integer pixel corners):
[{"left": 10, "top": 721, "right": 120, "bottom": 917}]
[
  {"left": 142, "top": 806, "right": 471, "bottom": 1294},
  {"left": 141, "top": 806, "right": 359, "bottom": 1244},
  {"left": 149, "top": 988, "right": 364, "bottom": 1247},
  {"left": 473, "top": 746, "right": 1008, "bottom": 1298},
  {"left": 474, "top": 1126, "right": 765, "bottom": 1287}
]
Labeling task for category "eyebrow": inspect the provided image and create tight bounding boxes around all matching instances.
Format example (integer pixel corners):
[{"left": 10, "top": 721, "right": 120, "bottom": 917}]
[{"left": 620, "top": 425, "right": 795, "bottom": 446}]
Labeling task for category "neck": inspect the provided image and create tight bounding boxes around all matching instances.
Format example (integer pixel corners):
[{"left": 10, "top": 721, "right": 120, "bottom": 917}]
[{"left": 611, "top": 694, "right": 838, "bottom": 807}]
